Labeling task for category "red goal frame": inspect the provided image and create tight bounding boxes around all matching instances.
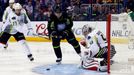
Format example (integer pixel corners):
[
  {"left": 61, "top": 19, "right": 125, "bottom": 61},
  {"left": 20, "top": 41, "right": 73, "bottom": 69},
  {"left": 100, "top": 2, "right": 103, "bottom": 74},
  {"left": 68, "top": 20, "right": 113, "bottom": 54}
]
[{"left": 107, "top": 14, "right": 111, "bottom": 74}]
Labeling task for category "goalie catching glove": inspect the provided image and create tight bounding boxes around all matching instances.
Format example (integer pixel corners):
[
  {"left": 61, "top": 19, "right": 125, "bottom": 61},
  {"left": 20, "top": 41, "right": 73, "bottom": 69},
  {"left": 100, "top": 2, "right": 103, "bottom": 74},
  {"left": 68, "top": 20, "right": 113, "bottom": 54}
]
[
  {"left": 80, "top": 52, "right": 99, "bottom": 71},
  {"left": 80, "top": 51, "right": 107, "bottom": 72}
]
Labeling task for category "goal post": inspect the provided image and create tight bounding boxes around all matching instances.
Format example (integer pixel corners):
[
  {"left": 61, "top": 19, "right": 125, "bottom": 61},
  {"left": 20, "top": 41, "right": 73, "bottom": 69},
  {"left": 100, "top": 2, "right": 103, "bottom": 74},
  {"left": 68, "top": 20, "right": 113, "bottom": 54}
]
[
  {"left": 107, "top": 14, "right": 111, "bottom": 74},
  {"left": 107, "top": 13, "right": 134, "bottom": 74}
]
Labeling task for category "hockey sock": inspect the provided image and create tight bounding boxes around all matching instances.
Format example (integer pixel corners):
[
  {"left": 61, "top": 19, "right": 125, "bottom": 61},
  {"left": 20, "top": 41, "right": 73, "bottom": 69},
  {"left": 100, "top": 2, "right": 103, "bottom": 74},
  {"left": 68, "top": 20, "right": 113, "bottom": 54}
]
[
  {"left": 18, "top": 40, "right": 32, "bottom": 55},
  {"left": 52, "top": 37, "right": 62, "bottom": 59},
  {"left": 53, "top": 45, "right": 62, "bottom": 58}
]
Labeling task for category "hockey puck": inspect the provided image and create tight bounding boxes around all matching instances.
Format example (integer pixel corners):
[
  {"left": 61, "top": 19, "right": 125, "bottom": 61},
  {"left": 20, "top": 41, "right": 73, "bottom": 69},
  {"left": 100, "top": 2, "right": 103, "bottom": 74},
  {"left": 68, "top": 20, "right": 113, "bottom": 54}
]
[{"left": 46, "top": 68, "right": 50, "bottom": 71}]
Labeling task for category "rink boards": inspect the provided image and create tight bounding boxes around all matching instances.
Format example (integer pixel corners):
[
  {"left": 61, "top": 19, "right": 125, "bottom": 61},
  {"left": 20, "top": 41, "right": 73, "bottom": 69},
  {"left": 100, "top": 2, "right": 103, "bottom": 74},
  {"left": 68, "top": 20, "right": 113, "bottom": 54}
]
[{"left": 0, "top": 21, "right": 132, "bottom": 44}]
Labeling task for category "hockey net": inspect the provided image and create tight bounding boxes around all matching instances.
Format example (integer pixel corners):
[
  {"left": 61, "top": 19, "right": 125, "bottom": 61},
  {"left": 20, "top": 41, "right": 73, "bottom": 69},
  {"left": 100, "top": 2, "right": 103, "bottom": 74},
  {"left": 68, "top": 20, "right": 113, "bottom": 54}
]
[{"left": 107, "top": 13, "right": 134, "bottom": 74}]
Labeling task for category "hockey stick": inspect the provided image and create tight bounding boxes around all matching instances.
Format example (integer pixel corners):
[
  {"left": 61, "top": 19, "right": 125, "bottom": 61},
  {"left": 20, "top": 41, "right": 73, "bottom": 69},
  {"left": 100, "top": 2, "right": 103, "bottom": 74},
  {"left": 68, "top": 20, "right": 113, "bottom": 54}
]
[
  {"left": 35, "top": 34, "right": 63, "bottom": 40},
  {"left": 37, "top": 34, "right": 50, "bottom": 40},
  {"left": 33, "top": 33, "right": 50, "bottom": 40}
]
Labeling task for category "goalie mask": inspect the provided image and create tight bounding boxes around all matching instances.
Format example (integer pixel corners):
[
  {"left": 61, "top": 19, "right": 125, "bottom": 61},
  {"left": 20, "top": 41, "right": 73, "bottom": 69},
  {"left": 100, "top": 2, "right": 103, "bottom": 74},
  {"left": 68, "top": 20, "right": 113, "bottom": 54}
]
[{"left": 82, "top": 25, "right": 93, "bottom": 37}]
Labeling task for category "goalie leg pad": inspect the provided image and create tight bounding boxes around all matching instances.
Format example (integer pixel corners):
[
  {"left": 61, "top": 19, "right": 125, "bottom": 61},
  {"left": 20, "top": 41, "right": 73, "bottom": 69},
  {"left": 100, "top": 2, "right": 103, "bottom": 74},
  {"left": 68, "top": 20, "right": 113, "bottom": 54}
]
[{"left": 81, "top": 58, "right": 99, "bottom": 71}]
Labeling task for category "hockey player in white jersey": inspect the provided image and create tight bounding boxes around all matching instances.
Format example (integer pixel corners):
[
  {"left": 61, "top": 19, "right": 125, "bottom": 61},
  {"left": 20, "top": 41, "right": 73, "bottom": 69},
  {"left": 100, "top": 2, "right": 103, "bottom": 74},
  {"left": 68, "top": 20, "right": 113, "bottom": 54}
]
[
  {"left": 2, "top": 0, "right": 27, "bottom": 49},
  {"left": 79, "top": 25, "right": 116, "bottom": 71},
  {"left": 0, "top": 3, "right": 34, "bottom": 61},
  {"left": 1, "top": 0, "right": 15, "bottom": 49},
  {"left": 2, "top": 0, "right": 27, "bottom": 23},
  {"left": 2, "top": 0, "right": 15, "bottom": 23}
]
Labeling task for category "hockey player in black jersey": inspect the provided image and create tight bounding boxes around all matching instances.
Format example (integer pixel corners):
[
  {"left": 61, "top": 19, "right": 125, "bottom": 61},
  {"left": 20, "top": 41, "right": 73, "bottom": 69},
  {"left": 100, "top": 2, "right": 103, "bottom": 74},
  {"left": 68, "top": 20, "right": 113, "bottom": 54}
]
[{"left": 47, "top": 6, "right": 81, "bottom": 64}]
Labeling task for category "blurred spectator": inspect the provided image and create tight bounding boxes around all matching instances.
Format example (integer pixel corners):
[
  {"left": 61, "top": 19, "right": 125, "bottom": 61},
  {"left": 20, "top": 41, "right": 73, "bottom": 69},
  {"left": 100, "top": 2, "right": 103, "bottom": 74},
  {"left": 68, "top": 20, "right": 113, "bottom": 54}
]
[
  {"left": 96, "top": 0, "right": 103, "bottom": 4},
  {"left": 79, "top": 5, "right": 89, "bottom": 20},
  {"left": 34, "top": 0, "right": 41, "bottom": 20},
  {"left": 103, "top": 0, "right": 113, "bottom": 3},
  {"left": 126, "top": 0, "right": 134, "bottom": 12},
  {"left": 0, "top": 0, "right": 130, "bottom": 21},
  {"left": 24, "top": 0, "right": 34, "bottom": 20},
  {"left": 0, "top": 2, "right": 2, "bottom": 21},
  {"left": 55, "top": 0, "right": 61, "bottom": 5},
  {"left": 16, "top": 0, "right": 26, "bottom": 5},
  {"left": 91, "top": 5, "right": 100, "bottom": 20},
  {"left": 45, "top": 0, "right": 55, "bottom": 8},
  {"left": 107, "top": 0, "right": 113, "bottom": 3},
  {"left": 110, "top": 6, "right": 117, "bottom": 14},
  {"left": 126, "top": 0, "right": 134, "bottom": 21},
  {"left": 82, "top": 0, "right": 89, "bottom": 4},
  {"left": 36, "top": 7, "right": 49, "bottom": 21},
  {"left": 66, "top": 1, "right": 74, "bottom": 18},
  {"left": 68, "top": 0, "right": 82, "bottom": 20},
  {"left": 72, "top": 0, "right": 81, "bottom": 7},
  {"left": 40, "top": 0, "right": 45, "bottom": 5},
  {"left": 72, "top": 3, "right": 81, "bottom": 20},
  {"left": 98, "top": 5, "right": 107, "bottom": 20},
  {"left": 47, "top": 4, "right": 53, "bottom": 17},
  {"left": 53, "top": 0, "right": 69, "bottom": 12},
  {"left": 1, "top": 0, "right": 8, "bottom": 10}
]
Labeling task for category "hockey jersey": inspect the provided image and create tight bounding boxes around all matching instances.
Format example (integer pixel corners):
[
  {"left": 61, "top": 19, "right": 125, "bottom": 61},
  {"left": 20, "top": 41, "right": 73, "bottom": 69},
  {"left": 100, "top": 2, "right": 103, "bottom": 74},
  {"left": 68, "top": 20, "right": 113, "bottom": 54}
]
[
  {"left": 2, "top": 11, "right": 32, "bottom": 34},
  {"left": 2, "top": 6, "right": 26, "bottom": 23},
  {"left": 85, "top": 29, "right": 107, "bottom": 57}
]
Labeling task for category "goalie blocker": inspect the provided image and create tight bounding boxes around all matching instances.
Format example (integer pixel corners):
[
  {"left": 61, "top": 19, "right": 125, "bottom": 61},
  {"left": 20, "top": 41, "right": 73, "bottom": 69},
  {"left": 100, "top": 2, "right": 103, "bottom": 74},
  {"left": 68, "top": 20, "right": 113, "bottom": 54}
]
[
  {"left": 80, "top": 57, "right": 107, "bottom": 72},
  {"left": 80, "top": 45, "right": 115, "bottom": 72}
]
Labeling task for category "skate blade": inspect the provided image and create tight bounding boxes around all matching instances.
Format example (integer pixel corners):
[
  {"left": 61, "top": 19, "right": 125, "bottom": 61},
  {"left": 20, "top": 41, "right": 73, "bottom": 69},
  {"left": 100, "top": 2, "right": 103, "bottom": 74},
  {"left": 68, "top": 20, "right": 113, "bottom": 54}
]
[{"left": 56, "top": 62, "right": 61, "bottom": 65}]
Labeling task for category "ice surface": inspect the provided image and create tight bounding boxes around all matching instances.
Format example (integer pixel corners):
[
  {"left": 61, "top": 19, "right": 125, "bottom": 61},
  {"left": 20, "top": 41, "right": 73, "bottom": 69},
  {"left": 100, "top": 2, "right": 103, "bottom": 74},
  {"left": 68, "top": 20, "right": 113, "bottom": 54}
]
[
  {"left": 111, "top": 44, "right": 134, "bottom": 75},
  {"left": 0, "top": 42, "right": 134, "bottom": 75},
  {"left": 32, "top": 64, "right": 107, "bottom": 75},
  {"left": 0, "top": 42, "right": 107, "bottom": 75}
]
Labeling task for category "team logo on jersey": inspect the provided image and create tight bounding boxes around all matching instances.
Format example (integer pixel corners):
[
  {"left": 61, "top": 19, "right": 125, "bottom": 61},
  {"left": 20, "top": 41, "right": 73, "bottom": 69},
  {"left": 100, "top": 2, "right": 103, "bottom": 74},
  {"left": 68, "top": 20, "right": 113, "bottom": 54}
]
[
  {"left": 57, "top": 23, "right": 66, "bottom": 31},
  {"left": 12, "top": 17, "right": 16, "bottom": 20}
]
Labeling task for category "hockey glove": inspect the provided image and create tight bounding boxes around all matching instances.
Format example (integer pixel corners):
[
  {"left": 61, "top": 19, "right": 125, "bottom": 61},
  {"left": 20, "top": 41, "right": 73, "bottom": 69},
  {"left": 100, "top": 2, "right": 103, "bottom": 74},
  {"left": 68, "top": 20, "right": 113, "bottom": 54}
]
[
  {"left": 51, "top": 31, "right": 62, "bottom": 38},
  {"left": 61, "top": 31, "right": 69, "bottom": 39},
  {"left": 27, "top": 28, "right": 35, "bottom": 36}
]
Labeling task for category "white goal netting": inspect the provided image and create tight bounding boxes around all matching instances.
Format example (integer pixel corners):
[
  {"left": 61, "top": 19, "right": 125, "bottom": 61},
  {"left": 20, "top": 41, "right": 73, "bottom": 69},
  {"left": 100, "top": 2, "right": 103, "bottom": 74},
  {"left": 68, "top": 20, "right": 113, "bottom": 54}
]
[{"left": 109, "top": 13, "right": 134, "bottom": 74}]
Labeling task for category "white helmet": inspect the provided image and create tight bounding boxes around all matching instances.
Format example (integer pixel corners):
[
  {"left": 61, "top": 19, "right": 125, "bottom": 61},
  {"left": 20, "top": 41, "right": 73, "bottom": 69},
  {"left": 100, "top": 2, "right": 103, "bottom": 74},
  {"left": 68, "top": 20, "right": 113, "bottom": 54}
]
[
  {"left": 13, "top": 3, "right": 22, "bottom": 10},
  {"left": 9, "top": 0, "right": 15, "bottom": 3},
  {"left": 82, "top": 24, "right": 94, "bottom": 35}
]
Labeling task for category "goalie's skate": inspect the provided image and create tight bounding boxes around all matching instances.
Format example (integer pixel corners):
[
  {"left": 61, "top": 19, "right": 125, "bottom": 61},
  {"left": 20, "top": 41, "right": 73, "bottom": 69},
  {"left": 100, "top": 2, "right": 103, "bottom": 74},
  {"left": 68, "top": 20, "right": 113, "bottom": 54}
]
[
  {"left": 98, "top": 59, "right": 107, "bottom": 72},
  {"left": 56, "top": 58, "right": 62, "bottom": 65},
  {"left": 110, "top": 60, "right": 114, "bottom": 65},
  {"left": 27, "top": 54, "right": 34, "bottom": 61},
  {"left": 99, "top": 66, "right": 107, "bottom": 72}
]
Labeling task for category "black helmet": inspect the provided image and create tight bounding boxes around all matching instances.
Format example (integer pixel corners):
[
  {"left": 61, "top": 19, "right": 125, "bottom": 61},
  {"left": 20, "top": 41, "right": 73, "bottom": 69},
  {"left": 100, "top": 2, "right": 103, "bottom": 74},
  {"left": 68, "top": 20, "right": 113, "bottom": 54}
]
[{"left": 54, "top": 6, "right": 62, "bottom": 13}]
